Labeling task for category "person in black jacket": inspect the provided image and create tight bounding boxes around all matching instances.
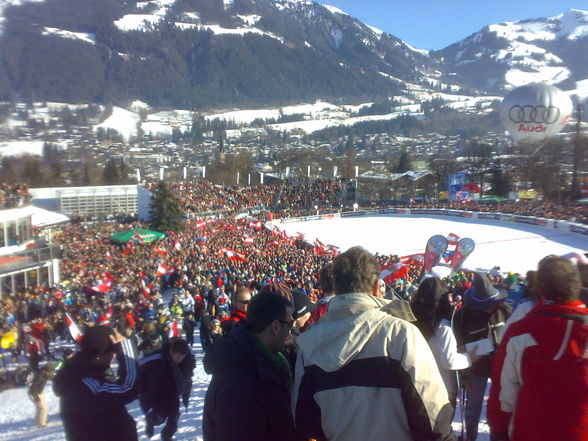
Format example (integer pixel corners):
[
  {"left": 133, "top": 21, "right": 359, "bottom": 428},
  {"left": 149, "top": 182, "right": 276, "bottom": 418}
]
[
  {"left": 202, "top": 290, "right": 297, "bottom": 441},
  {"left": 53, "top": 325, "right": 139, "bottom": 441},
  {"left": 28, "top": 365, "right": 53, "bottom": 428},
  {"left": 454, "top": 273, "right": 512, "bottom": 441},
  {"left": 139, "top": 337, "right": 195, "bottom": 441},
  {"left": 182, "top": 312, "right": 197, "bottom": 346}
]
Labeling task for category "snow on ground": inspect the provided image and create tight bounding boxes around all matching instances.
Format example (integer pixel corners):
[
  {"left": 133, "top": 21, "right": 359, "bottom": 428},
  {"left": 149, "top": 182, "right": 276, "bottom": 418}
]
[
  {"left": 279, "top": 215, "right": 588, "bottom": 275},
  {"left": 0, "top": 328, "right": 488, "bottom": 441},
  {"left": 115, "top": 0, "right": 177, "bottom": 31},
  {"left": 41, "top": 27, "right": 95, "bottom": 45},
  {"left": 93, "top": 107, "right": 141, "bottom": 141},
  {"left": 0, "top": 338, "right": 211, "bottom": 441},
  {"left": 0, "top": 140, "right": 45, "bottom": 156},
  {"left": 505, "top": 66, "right": 571, "bottom": 89},
  {"left": 2, "top": 215, "right": 582, "bottom": 440},
  {"left": 198, "top": 24, "right": 284, "bottom": 42}
]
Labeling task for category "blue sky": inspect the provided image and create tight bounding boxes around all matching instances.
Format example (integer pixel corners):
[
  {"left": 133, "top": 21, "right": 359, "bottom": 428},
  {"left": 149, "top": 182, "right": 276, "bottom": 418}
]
[{"left": 316, "top": 1, "right": 587, "bottom": 50}]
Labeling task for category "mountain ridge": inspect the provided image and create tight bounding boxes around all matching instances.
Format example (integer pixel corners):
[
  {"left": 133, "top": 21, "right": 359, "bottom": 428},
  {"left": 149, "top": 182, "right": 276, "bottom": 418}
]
[{"left": 0, "top": 0, "right": 586, "bottom": 110}]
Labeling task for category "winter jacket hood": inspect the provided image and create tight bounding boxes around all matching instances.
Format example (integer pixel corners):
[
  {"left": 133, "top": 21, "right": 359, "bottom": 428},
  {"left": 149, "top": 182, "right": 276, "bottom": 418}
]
[{"left": 296, "top": 293, "right": 415, "bottom": 372}]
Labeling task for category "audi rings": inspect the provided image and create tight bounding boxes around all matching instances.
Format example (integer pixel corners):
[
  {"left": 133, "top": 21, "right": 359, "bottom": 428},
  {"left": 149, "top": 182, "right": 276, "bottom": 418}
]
[{"left": 508, "top": 105, "right": 560, "bottom": 124}]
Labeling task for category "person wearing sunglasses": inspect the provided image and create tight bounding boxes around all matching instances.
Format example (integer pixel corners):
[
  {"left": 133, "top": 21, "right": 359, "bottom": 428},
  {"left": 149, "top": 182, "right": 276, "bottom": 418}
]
[
  {"left": 221, "top": 286, "right": 251, "bottom": 335},
  {"left": 203, "top": 290, "right": 297, "bottom": 441}
]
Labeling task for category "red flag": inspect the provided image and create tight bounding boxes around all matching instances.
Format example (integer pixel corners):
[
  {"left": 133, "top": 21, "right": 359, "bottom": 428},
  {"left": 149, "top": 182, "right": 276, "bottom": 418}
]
[
  {"left": 91, "top": 273, "right": 112, "bottom": 293},
  {"left": 380, "top": 263, "right": 409, "bottom": 284},
  {"left": 140, "top": 278, "right": 151, "bottom": 299},
  {"left": 314, "top": 238, "right": 326, "bottom": 248},
  {"left": 243, "top": 236, "right": 254, "bottom": 244},
  {"left": 325, "top": 244, "right": 340, "bottom": 256},
  {"left": 447, "top": 233, "right": 461, "bottom": 246},
  {"left": 196, "top": 220, "right": 206, "bottom": 229},
  {"left": 156, "top": 263, "right": 173, "bottom": 276},
  {"left": 224, "top": 249, "right": 247, "bottom": 262},
  {"left": 152, "top": 246, "right": 167, "bottom": 256},
  {"left": 65, "top": 313, "right": 83, "bottom": 342},
  {"left": 174, "top": 240, "right": 182, "bottom": 252},
  {"left": 399, "top": 254, "right": 425, "bottom": 265},
  {"left": 122, "top": 240, "right": 134, "bottom": 255},
  {"left": 265, "top": 241, "right": 279, "bottom": 248},
  {"left": 132, "top": 231, "right": 145, "bottom": 245},
  {"left": 249, "top": 221, "right": 262, "bottom": 230},
  {"left": 168, "top": 319, "right": 179, "bottom": 338}
]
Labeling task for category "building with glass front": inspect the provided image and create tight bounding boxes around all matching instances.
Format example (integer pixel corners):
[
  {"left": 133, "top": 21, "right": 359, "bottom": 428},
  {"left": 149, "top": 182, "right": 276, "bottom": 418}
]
[
  {"left": 29, "top": 185, "right": 139, "bottom": 218},
  {"left": 0, "top": 206, "right": 61, "bottom": 298}
]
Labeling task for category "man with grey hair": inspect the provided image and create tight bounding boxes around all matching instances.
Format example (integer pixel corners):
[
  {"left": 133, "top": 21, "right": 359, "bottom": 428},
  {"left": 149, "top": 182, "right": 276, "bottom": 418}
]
[{"left": 292, "top": 246, "right": 456, "bottom": 441}]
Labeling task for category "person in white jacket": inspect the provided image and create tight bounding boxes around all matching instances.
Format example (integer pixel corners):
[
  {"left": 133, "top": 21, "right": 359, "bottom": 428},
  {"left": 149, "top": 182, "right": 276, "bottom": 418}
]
[
  {"left": 293, "top": 247, "right": 456, "bottom": 441},
  {"left": 411, "top": 277, "right": 471, "bottom": 405}
]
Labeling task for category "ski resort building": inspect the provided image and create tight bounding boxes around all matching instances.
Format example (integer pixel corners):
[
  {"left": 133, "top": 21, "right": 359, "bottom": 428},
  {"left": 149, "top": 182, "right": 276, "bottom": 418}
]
[
  {"left": 29, "top": 185, "right": 141, "bottom": 218},
  {"left": 0, "top": 205, "right": 63, "bottom": 298}
]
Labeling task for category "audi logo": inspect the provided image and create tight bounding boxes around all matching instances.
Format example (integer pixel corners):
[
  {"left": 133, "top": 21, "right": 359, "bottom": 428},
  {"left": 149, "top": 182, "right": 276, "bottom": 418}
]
[{"left": 508, "top": 105, "right": 560, "bottom": 124}]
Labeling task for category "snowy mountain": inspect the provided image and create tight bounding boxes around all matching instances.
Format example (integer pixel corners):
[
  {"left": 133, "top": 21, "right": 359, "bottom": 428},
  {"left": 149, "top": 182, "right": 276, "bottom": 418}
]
[
  {"left": 0, "top": 0, "right": 586, "bottom": 109},
  {"left": 0, "top": 0, "right": 447, "bottom": 108},
  {"left": 436, "top": 9, "right": 588, "bottom": 93}
]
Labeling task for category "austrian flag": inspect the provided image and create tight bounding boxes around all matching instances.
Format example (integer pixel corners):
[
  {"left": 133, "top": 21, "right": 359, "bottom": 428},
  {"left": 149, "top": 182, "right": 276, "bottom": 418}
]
[
  {"left": 249, "top": 221, "right": 262, "bottom": 230},
  {"left": 447, "top": 233, "right": 461, "bottom": 246},
  {"left": 223, "top": 249, "right": 247, "bottom": 262},
  {"left": 195, "top": 220, "right": 206, "bottom": 229},
  {"left": 156, "top": 263, "right": 173, "bottom": 276},
  {"left": 65, "top": 313, "right": 83, "bottom": 342},
  {"left": 152, "top": 246, "right": 167, "bottom": 256}
]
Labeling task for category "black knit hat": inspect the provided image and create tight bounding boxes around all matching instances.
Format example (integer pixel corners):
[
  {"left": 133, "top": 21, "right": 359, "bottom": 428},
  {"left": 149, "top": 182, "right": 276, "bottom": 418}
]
[{"left": 80, "top": 325, "right": 115, "bottom": 360}]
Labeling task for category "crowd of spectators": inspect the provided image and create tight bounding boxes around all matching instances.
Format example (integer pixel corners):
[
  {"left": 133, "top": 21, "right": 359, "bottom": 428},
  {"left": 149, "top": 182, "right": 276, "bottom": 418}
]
[
  {"left": 407, "top": 199, "right": 588, "bottom": 224},
  {"left": 146, "top": 178, "right": 587, "bottom": 224},
  {"left": 0, "top": 177, "right": 585, "bottom": 440},
  {"left": 0, "top": 183, "right": 31, "bottom": 209}
]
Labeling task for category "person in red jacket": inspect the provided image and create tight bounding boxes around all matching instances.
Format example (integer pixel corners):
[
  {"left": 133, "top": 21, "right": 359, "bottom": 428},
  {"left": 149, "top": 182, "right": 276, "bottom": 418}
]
[{"left": 488, "top": 255, "right": 588, "bottom": 441}]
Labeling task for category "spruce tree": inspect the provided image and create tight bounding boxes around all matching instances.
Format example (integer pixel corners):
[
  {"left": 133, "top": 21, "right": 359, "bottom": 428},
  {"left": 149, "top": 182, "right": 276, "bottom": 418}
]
[
  {"left": 394, "top": 149, "right": 412, "bottom": 173},
  {"left": 149, "top": 181, "right": 184, "bottom": 233}
]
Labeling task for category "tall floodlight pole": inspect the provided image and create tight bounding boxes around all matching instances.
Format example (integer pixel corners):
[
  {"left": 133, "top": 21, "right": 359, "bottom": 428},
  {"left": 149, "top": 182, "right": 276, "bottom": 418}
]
[{"left": 571, "top": 103, "right": 583, "bottom": 199}]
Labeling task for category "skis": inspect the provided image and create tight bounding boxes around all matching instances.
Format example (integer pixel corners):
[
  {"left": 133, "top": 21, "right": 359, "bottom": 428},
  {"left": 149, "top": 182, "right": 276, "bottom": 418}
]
[
  {"left": 424, "top": 235, "right": 476, "bottom": 278},
  {"left": 424, "top": 235, "right": 449, "bottom": 273},
  {"left": 449, "top": 238, "right": 476, "bottom": 277}
]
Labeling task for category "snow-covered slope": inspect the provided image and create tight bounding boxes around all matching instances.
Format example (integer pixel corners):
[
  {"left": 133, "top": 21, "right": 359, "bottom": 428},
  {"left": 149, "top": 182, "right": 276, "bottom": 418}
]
[{"left": 438, "top": 9, "right": 588, "bottom": 92}]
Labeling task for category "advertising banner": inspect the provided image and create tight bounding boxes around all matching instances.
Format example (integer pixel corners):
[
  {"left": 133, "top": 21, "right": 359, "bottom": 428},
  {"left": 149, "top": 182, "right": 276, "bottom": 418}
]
[
  {"left": 478, "top": 213, "right": 502, "bottom": 221},
  {"left": 448, "top": 174, "right": 466, "bottom": 201}
]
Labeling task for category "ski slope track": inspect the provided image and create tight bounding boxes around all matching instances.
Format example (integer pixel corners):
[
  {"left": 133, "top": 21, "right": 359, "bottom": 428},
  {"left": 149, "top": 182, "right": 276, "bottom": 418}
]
[{"left": 279, "top": 215, "right": 588, "bottom": 275}]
